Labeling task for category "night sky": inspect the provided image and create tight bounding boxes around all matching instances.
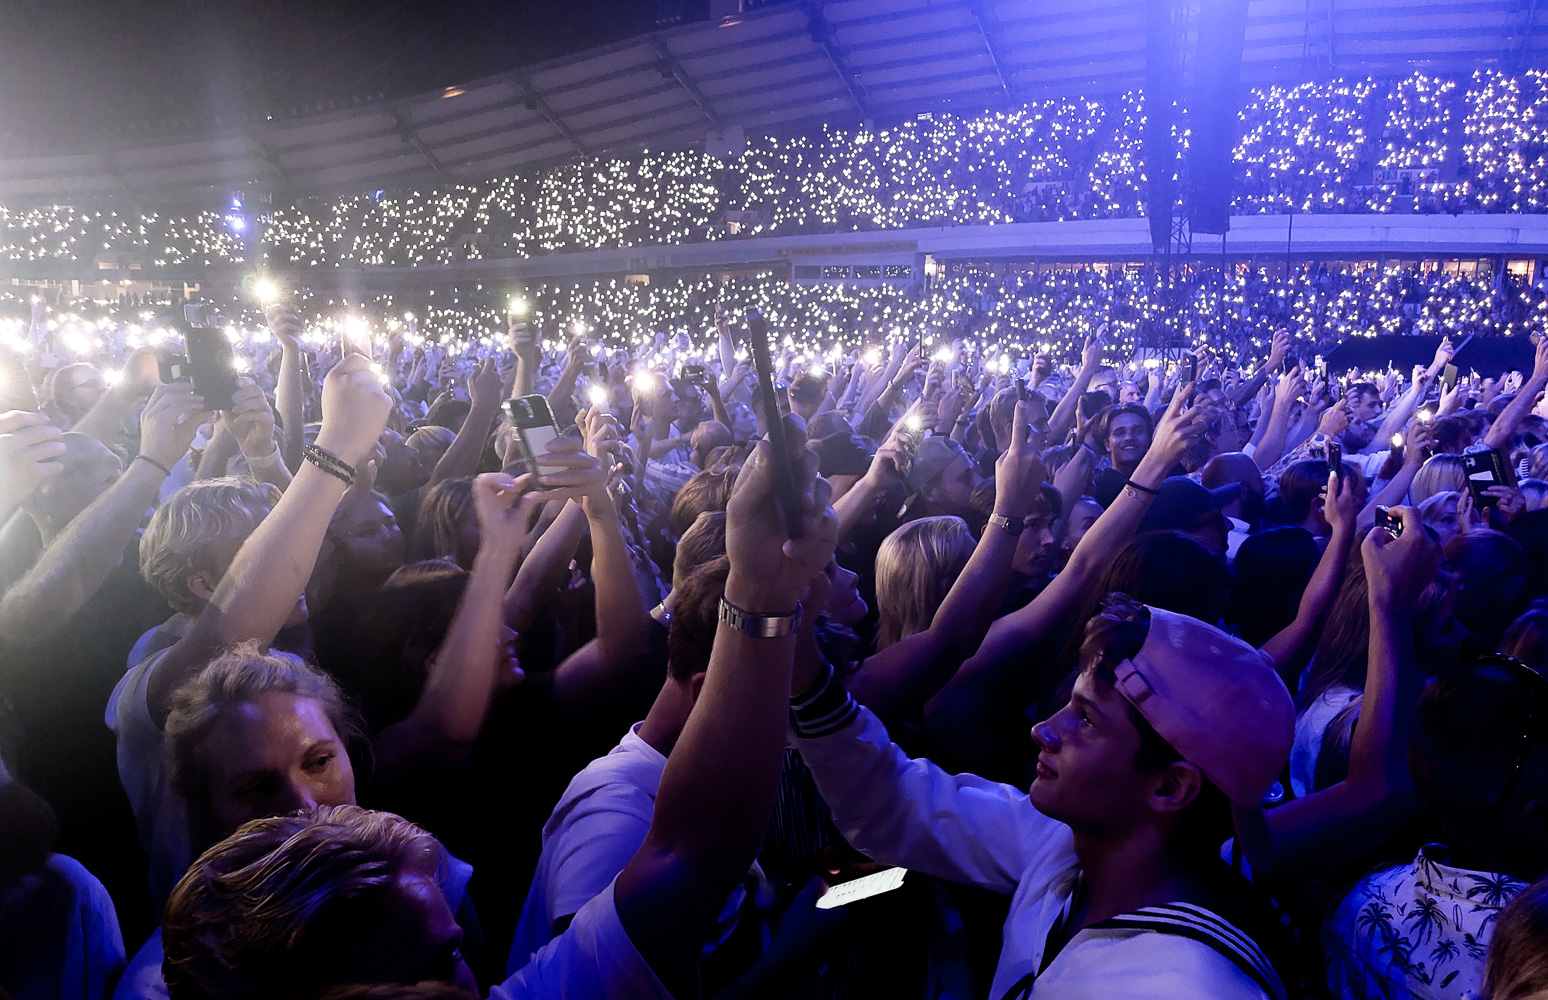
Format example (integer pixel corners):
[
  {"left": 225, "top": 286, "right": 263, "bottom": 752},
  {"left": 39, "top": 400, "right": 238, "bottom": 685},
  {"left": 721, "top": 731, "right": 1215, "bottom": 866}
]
[{"left": 0, "top": 0, "right": 690, "bottom": 145}]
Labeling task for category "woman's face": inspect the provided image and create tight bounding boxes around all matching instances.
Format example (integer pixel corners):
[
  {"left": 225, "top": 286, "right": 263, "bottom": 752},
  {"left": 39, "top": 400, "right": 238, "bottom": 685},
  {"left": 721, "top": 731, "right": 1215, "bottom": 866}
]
[
  {"left": 198, "top": 693, "right": 356, "bottom": 839},
  {"left": 334, "top": 497, "right": 407, "bottom": 575},
  {"left": 1105, "top": 413, "right": 1150, "bottom": 469},
  {"left": 823, "top": 559, "right": 868, "bottom": 627}
]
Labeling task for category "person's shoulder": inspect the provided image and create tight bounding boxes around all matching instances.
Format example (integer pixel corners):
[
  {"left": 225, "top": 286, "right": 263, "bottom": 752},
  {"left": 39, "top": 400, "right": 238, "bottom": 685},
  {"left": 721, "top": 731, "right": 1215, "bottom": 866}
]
[{"left": 1062, "top": 910, "right": 1281, "bottom": 1000}]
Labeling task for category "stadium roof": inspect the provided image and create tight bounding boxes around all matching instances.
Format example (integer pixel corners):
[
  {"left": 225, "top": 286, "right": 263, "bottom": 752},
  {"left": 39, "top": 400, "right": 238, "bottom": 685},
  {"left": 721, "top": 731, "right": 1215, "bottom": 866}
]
[{"left": 0, "top": 0, "right": 1539, "bottom": 205}]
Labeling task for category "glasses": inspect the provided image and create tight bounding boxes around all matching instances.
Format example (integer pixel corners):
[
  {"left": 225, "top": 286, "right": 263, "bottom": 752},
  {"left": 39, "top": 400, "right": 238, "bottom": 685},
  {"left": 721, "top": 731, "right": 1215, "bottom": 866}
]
[{"left": 1482, "top": 654, "right": 1548, "bottom": 823}]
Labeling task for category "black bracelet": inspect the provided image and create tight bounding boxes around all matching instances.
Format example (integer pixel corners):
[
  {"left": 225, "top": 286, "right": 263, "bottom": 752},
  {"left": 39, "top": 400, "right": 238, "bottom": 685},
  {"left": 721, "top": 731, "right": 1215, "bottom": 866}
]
[
  {"left": 133, "top": 454, "right": 173, "bottom": 478},
  {"left": 1125, "top": 478, "right": 1160, "bottom": 496},
  {"left": 302, "top": 444, "right": 356, "bottom": 486}
]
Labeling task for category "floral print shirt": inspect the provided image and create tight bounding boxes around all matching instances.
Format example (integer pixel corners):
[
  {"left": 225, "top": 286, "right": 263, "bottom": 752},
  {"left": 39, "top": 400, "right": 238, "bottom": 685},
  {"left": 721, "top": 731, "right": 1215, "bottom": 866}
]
[{"left": 1325, "top": 844, "right": 1527, "bottom": 1000}]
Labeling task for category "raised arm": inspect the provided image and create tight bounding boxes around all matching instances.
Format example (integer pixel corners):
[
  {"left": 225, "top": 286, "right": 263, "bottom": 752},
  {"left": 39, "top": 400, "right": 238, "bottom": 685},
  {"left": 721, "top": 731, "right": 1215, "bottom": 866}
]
[
  {"left": 1359, "top": 422, "right": 1432, "bottom": 529},
  {"left": 267, "top": 307, "right": 307, "bottom": 471},
  {"left": 832, "top": 419, "right": 908, "bottom": 544},
  {"left": 0, "top": 385, "right": 205, "bottom": 645},
  {"left": 424, "top": 358, "right": 503, "bottom": 490},
  {"left": 145, "top": 356, "right": 389, "bottom": 727},
  {"left": 1253, "top": 506, "right": 1433, "bottom": 874},
  {"left": 1484, "top": 336, "right": 1548, "bottom": 451},
  {"left": 1231, "top": 330, "right": 1289, "bottom": 410},
  {"left": 0, "top": 411, "right": 65, "bottom": 524},
  {"left": 374, "top": 472, "right": 549, "bottom": 774},
  {"left": 1253, "top": 366, "right": 1302, "bottom": 471},
  {"left": 1259, "top": 469, "right": 1357, "bottom": 675},
  {"left": 1046, "top": 331, "right": 1103, "bottom": 444},
  {"left": 847, "top": 402, "right": 1043, "bottom": 718},
  {"left": 223, "top": 377, "right": 292, "bottom": 491},
  {"left": 69, "top": 349, "right": 159, "bottom": 447},
  {"left": 614, "top": 431, "right": 837, "bottom": 997},
  {"left": 927, "top": 384, "right": 1213, "bottom": 754}
]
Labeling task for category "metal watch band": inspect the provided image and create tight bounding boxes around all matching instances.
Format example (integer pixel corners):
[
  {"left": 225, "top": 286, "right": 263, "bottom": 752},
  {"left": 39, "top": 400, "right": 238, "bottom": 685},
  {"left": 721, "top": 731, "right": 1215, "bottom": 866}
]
[
  {"left": 988, "top": 513, "right": 1024, "bottom": 536},
  {"left": 718, "top": 597, "right": 803, "bottom": 638}
]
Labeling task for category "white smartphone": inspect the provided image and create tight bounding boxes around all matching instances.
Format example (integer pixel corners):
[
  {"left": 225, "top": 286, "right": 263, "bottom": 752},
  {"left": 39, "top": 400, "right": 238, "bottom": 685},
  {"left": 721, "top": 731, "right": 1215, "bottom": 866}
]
[{"left": 815, "top": 867, "right": 907, "bottom": 910}]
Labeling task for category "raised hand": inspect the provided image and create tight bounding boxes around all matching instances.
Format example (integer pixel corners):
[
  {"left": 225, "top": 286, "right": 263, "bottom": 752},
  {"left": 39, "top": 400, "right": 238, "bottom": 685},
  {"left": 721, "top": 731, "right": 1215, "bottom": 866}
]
[
  {"left": 725, "top": 422, "right": 839, "bottom": 612},
  {"left": 471, "top": 471, "right": 546, "bottom": 554},
  {"left": 223, "top": 376, "right": 279, "bottom": 458},
  {"left": 1323, "top": 468, "right": 1359, "bottom": 535},
  {"left": 265, "top": 305, "right": 304, "bottom": 348},
  {"left": 139, "top": 383, "right": 209, "bottom": 471},
  {"left": 1483, "top": 485, "right": 1526, "bottom": 523},
  {"left": 1142, "top": 381, "right": 1212, "bottom": 473},
  {"left": 0, "top": 411, "right": 65, "bottom": 510},
  {"left": 467, "top": 357, "right": 503, "bottom": 411},
  {"left": 1363, "top": 506, "right": 1440, "bottom": 615},
  {"left": 994, "top": 399, "right": 1050, "bottom": 519},
  {"left": 316, "top": 353, "right": 392, "bottom": 468}
]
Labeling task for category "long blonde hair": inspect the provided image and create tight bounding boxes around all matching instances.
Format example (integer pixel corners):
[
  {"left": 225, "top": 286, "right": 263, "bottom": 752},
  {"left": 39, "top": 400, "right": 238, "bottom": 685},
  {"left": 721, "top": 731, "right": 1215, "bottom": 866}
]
[
  {"left": 1484, "top": 878, "right": 1548, "bottom": 1000},
  {"left": 875, "top": 516, "right": 973, "bottom": 650}
]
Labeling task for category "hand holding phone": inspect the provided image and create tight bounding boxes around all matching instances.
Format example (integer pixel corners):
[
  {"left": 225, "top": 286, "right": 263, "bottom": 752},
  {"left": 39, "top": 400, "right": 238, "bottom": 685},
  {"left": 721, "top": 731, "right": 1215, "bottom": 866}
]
[
  {"left": 747, "top": 310, "right": 804, "bottom": 540},
  {"left": 1375, "top": 506, "right": 1403, "bottom": 537},
  {"left": 504, "top": 395, "right": 563, "bottom": 479},
  {"left": 183, "top": 325, "right": 239, "bottom": 410}
]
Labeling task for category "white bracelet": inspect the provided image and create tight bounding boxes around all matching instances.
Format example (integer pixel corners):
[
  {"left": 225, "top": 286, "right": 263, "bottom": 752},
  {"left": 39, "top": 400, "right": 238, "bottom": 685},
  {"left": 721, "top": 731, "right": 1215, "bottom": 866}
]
[{"left": 245, "top": 448, "right": 288, "bottom": 478}]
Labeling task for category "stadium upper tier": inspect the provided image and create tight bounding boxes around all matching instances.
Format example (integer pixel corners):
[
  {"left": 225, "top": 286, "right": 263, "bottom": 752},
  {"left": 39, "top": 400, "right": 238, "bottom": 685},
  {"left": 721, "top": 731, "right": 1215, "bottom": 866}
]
[{"left": 12, "top": 69, "right": 1548, "bottom": 272}]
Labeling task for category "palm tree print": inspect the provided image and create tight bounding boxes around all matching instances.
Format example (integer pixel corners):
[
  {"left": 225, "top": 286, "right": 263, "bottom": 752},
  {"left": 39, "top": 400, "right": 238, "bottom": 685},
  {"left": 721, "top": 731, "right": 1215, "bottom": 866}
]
[
  {"left": 1464, "top": 872, "right": 1526, "bottom": 910},
  {"left": 1405, "top": 896, "right": 1447, "bottom": 945}
]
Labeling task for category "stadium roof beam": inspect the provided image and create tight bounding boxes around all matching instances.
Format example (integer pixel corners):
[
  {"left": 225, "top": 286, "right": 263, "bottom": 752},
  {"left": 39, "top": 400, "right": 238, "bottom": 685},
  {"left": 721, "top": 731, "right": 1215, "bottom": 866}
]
[
  {"left": 969, "top": 0, "right": 1020, "bottom": 101},
  {"left": 803, "top": 1, "right": 872, "bottom": 118},
  {"left": 519, "top": 78, "right": 588, "bottom": 157},
  {"left": 653, "top": 38, "right": 723, "bottom": 130},
  {"left": 388, "top": 112, "right": 451, "bottom": 181}
]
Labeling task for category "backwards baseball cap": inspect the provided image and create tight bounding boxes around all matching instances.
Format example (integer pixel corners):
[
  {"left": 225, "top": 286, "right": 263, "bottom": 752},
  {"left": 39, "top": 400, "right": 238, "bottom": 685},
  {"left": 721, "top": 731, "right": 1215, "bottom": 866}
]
[
  {"left": 906, "top": 436, "right": 968, "bottom": 494},
  {"left": 1137, "top": 477, "right": 1241, "bottom": 534},
  {"left": 1112, "top": 607, "right": 1293, "bottom": 806},
  {"left": 814, "top": 432, "right": 873, "bottom": 479}
]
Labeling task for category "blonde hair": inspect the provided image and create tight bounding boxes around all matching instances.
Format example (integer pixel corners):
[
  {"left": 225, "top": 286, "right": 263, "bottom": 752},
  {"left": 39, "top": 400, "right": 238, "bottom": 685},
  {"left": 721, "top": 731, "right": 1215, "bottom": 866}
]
[
  {"left": 405, "top": 425, "right": 455, "bottom": 467},
  {"left": 141, "top": 478, "right": 281, "bottom": 614},
  {"left": 1484, "top": 878, "right": 1548, "bottom": 1000},
  {"left": 875, "top": 516, "right": 973, "bottom": 649},
  {"left": 162, "top": 805, "right": 445, "bottom": 1000},
  {"left": 1412, "top": 453, "right": 1467, "bottom": 506}
]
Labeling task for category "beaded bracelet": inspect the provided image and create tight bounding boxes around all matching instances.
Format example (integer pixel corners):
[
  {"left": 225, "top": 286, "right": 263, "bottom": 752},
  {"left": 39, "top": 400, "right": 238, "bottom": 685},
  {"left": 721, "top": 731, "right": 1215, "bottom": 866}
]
[{"left": 302, "top": 444, "right": 356, "bottom": 487}]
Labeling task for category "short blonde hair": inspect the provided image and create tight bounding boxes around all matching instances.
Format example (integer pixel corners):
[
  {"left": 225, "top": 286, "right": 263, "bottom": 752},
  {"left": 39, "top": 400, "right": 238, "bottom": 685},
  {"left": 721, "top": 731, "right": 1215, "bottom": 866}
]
[
  {"left": 141, "top": 478, "right": 280, "bottom": 614},
  {"left": 163, "top": 804, "right": 446, "bottom": 1000},
  {"left": 875, "top": 516, "right": 973, "bottom": 649},
  {"left": 1411, "top": 454, "right": 1467, "bottom": 506}
]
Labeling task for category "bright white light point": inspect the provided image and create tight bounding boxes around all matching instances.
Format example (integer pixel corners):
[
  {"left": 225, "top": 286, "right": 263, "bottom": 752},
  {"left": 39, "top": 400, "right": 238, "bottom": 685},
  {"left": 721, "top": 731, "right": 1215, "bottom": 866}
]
[
  {"left": 255, "top": 279, "right": 280, "bottom": 302},
  {"left": 588, "top": 384, "right": 608, "bottom": 407},
  {"left": 104, "top": 369, "right": 124, "bottom": 386}
]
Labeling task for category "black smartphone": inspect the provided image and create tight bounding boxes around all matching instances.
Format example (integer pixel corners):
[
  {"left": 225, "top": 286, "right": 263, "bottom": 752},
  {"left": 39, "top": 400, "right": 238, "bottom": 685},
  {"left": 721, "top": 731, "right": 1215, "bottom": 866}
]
[
  {"left": 1182, "top": 356, "right": 1198, "bottom": 384},
  {"left": 1462, "top": 449, "right": 1512, "bottom": 510},
  {"left": 159, "top": 352, "right": 191, "bottom": 385},
  {"left": 681, "top": 363, "right": 707, "bottom": 386},
  {"left": 1442, "top": 363, "right": 1459, "bottom": 392},
  {"left": 746, "top": 311, "right": 804, "bottom": 539},
  {"left": 504, "top": 395, "right": 563, "bottom": 479},
  {"left": 896, "top": 413, "right": 925, "bottom": 477},
  {"left": 184, "top": 326, "right": 238, "bottom": 410},
  {"left": 1326, "top": 440, "right": 1342, "bottom": 485},
  {"left": 1281, "top": 355, "right": 1294, "bottom": 376},
  {"left": 1375, "top": 506, "right": 1403, "bottom": 537}
]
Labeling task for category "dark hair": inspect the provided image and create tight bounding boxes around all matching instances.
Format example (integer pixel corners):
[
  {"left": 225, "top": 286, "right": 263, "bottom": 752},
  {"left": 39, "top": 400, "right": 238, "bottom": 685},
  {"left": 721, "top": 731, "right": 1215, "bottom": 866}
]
[
  {"left": 337, "top": 561, "right": 469, "bottom": 733},
  {"left": 1445, "top": 530, "right": 1532, "bottom": 651},
  {"left": 0, "top": 779, "right": 59, "bottom": 881},
  {"left": 1276, "top": 460, "right": 1331, "bottom": 524},
  {"left": 670, "top": 468, "right": 737, "bottom": 539},
  {"left": 666, "top": 556, "right": 730, "bottom": 683},
  {"left": 1096, "top": 403, "right": 1153, "bottom": 450},
  {"left": 1349, "top": 381, "right": 1379, "bottom": 400},
  {"left": 1431, "top": 413, "right": 1473, "bottom": 452},
  {"left": 1503, "top": 602, "right": 1548, "bottom": 672},
  {"left": 1409, "top": 661, "right": 1537, "bottom": 823},
  {"left": 1078, "top": 596, "right": 1232, "bottom": 860},
  {"left": 1226, "top": 528, "right": 1321, "bottom": 647}
]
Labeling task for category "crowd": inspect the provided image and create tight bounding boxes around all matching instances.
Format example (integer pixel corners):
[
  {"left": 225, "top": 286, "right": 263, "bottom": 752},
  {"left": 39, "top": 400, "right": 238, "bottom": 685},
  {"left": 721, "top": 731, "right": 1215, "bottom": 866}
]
[
  {"left": 9, "top": 69, "right": 1548, "bottom": 271},
  {"left": 1, "top": 243, "right": 1548, "bottom": 1000}
]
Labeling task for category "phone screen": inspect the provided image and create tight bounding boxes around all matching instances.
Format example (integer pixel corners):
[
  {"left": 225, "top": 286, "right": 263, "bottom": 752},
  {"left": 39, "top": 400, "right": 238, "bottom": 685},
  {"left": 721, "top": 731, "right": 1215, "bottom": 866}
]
[
  {"left": 1375, "top": 506, "right": 1403, "bottom": 537},
  {"left": 185, "top": 327, "right": 238, "bottom": 410},
  {"left": 1442, "top": 364, "right": 1459, "bottom": 391},
  {"left": 816, "top": 867, "right": 907, "bottom": 910}
]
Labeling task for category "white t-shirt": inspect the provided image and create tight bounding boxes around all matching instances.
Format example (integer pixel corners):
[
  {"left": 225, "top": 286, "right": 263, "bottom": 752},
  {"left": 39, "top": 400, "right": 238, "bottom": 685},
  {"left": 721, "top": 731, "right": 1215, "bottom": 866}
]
[
  {"left": 105, "top": 617, "right": 194, "bottom": 910},
  {"left": 509, "top": 723, "right": 750, "bottom": 975},
  {"left": 1289, "top": 684, "right": 1360, "bottom": 798},
  {"left": 495, "top": 880, "right": 672, "bottom": 1000},
  {"left": 795, "top": 703, "right": 1280, "bottom": 999}
]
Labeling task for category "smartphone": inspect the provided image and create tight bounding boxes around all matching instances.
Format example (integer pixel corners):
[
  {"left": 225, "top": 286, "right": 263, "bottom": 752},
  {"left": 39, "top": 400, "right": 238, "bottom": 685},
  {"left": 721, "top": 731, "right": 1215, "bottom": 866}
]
[
  {"left": 1326, "top": 440, "right": 1342, "bottom": 485},
  {"left": 184, "top": 326, "right": 239, "bottom": 410},
  {"left": 896, "top": 413, "right": 925, "bottom": 477},
  {"left": 1315, "top": 354, "right": 1327, "bottom": 381},
  {"left": 816, "top": 867, "right": 907, "bottom": 910},
  {"left": 1017, "top": 376, "right": 1032, "bottom": 402},
  {"left": 504, "top": 395, "right": 563, "bottom": 478},
  {"left": 1375, "top": 506, "right": 1403, "bottom": 537},
  {"left": 341, "top": 324, "right": 373, "bottom": 361},
  {"left": 159, "top": 352, "right": 191, "bottom": 384},
  {"left": 1462, "top": 449, "right": 1512, "bottom": 510},
  {"left": 1442, "top": 363, "right": 1459, "bottom": 392},
  {"left": 681, "top": 363, "right": 707, "bottom": 386},
  {"left": 1182, "top": 356, "right": 1198, "bottom": 384},
  {"left": 747, "top": 311, "right": 804, "bottom": 538},
  {"left": 1280, "top": 355, "right": 1294, "bottom": 376}
]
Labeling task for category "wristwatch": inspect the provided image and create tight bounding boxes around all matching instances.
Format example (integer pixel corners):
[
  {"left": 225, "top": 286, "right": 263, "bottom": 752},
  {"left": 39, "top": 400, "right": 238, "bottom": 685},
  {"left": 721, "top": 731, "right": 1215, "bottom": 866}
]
[
  {"left": 719, "top": 598, "right": 803, "bottom": 638},
  {"left": 988, "top": 513, "right": 1025, "bottom": 536}
]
